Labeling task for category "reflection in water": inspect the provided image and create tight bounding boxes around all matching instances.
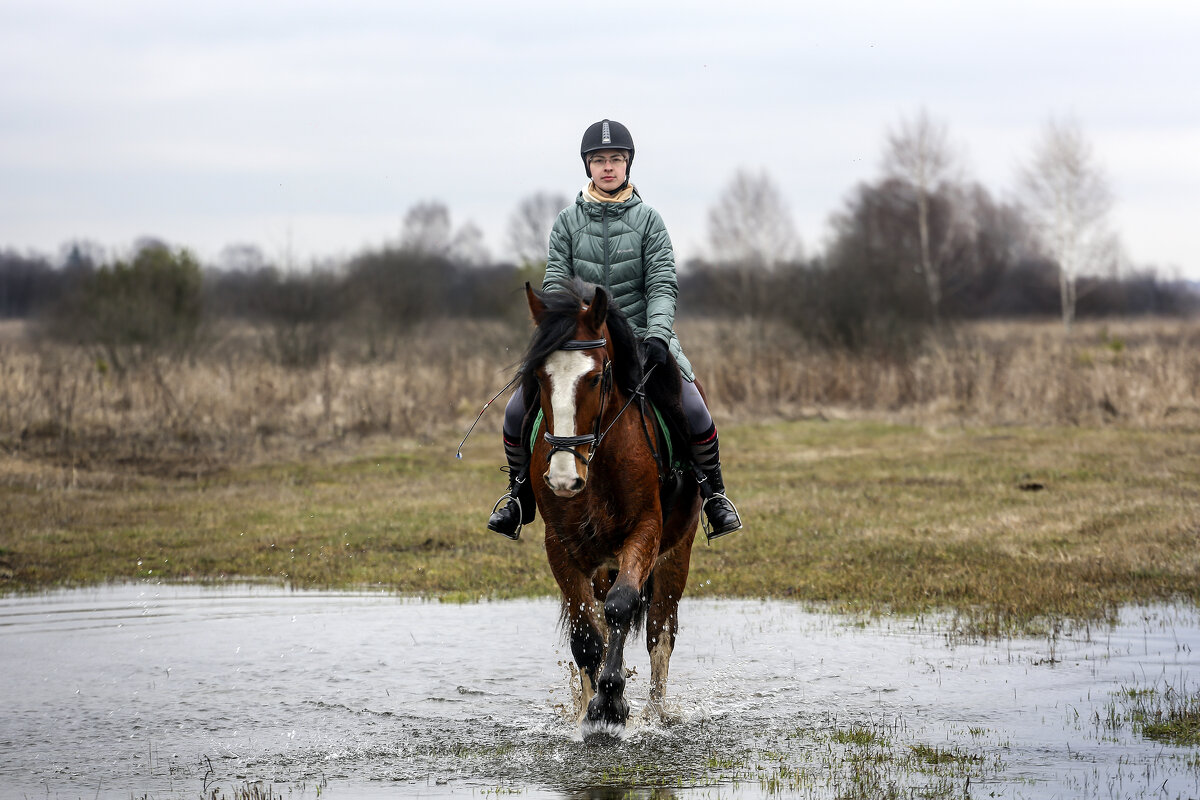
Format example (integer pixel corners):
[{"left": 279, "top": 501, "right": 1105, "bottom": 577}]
[{"left": 1, "top": 585, "right": 1198, "bottom": 799}]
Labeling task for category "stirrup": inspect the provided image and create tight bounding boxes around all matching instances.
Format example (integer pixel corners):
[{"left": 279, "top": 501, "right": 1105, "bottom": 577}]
[
  {"left": 488, "top": 491, "right": 525, "bottom": 541},
  {"left": 701, "top": 493, "right": 742, "bottom": 542}
]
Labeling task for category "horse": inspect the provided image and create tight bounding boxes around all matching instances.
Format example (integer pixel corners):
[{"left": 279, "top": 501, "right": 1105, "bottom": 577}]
[{"left": 518, "top": 280, "right": 701, "bottom": 741}]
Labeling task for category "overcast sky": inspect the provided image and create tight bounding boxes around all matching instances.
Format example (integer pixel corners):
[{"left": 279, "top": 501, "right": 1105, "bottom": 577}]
[{"left": 2, "top": 0, "right": 1197, "bottom": 278}]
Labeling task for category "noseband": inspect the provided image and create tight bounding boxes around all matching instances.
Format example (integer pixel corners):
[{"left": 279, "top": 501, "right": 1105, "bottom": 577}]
[{"left": 543, "top": 338, "right": 612, "bottom": 466}]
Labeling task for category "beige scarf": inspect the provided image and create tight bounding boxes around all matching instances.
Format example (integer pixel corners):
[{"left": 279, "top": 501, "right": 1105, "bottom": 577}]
[{"left": 584, "top": 181, "right": 635, "bottom": 203}]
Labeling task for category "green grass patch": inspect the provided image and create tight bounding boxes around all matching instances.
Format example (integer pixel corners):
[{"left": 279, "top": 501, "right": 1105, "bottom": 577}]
[
  {"left": 1107, "top": 684, "right": 1200, "bottom": 746},
  {"left": 830, "top": 726, "right": 886, "bottom": 747},
  {"left": 908, "top": 744, "right": 984, "bottom": 767}
]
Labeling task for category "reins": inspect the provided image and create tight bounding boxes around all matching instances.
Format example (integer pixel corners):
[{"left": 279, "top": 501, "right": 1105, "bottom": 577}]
[{"left": 593, "top": 362, "right": 658, "bottom": 457}]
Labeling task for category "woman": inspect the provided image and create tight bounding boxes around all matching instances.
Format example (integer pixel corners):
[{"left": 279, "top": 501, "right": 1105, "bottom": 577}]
[{"left": 488, "top": 119, "right": 741, "bottom": 541}]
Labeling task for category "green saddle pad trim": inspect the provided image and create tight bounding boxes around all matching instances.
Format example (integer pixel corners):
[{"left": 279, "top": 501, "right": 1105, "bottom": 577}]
[
  {"left": 650, "top": 403, "right": 676, "bottom": 469},
  {"left": 529, "top": 404, "right": 677, "bottom": 469},
  {"left": 529, "top": 408, "right": 543, "bottom": 456}
]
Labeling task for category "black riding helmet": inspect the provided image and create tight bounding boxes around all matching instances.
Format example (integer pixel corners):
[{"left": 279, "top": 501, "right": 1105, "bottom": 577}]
[{"left": 580, "top": 119, "right": 635, "bottom": 179}]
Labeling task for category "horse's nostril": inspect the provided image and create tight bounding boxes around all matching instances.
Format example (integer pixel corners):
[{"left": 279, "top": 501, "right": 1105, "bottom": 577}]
[{"left": 570, "top": 477, "right": 585, "bottom": 493}]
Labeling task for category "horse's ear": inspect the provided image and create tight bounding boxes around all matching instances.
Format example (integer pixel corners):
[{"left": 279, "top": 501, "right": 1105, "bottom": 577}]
[
  {"left": 588, "top": 287, "right": 609, "bottom": 329},
  {"left": 526, "top": 282, "right": 546, "bottom": 322}
]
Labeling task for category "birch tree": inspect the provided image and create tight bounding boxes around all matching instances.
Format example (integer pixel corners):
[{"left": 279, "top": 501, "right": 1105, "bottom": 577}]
[
  {"left": 881, "top": 108, "right": 961, "bottom": 326},
  {"left": 1018, "top": 118, "right": 1115, "bottom": 330},
  {"left": 707, "top": 168, "right": 802, "bottom": 270},
  {"left": 705, "top": 169, "right": 802, "bottom": 316}
]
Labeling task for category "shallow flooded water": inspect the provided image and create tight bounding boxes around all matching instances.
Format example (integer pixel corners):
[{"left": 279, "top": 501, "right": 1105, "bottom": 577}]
[{"left": 1, "top": 585, "right": 1198, "bottom": 799}]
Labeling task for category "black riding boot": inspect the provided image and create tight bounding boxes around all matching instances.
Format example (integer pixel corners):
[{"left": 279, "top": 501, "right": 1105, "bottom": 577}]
[
  {"left": 487, "top": 436, "right": 534, "bottom": 540},
  {"left": 698, "top": 463, "right": 743, "bottom": 539},
  {"left": 690, "top": 425, "right": 743, "bottom": 540}
]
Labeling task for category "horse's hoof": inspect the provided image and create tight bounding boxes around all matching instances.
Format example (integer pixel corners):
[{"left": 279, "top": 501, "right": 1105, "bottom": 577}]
[
  {"left": 587, "top": 694, "right": 630, "bottom": 727},
  {"left": 581, "top": 719, "right": 625, "bottom": 746}
]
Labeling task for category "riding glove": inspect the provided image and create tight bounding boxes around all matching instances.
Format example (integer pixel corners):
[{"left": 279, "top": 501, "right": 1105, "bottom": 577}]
[{"left": 643, "top": 337, "right": 670, "bottom": 369}]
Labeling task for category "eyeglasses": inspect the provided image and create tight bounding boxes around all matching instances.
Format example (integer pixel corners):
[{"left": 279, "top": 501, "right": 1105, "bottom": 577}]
[{"left": 588, "top": 154, "right": 627, "bottom": 166}]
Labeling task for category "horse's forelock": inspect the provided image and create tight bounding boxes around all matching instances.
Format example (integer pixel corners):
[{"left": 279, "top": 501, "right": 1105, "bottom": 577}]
[{"left": 518, "top": 287, "right": 585, "bottom": 384}]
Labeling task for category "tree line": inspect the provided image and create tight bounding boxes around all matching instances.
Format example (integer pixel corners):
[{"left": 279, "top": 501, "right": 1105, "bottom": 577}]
[
  {"left": 1, "top": 113, "right": 1196, "bottom": 367},
  {"left": 687, "top": 112, "right": 1196, "bottom": 350}
]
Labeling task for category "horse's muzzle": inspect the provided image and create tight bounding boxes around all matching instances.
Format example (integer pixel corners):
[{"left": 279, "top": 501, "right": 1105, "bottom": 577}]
[
  {"left": 546, "top": 472, "right": 586, "bottom": 497},
  {"left": 545, "top": 432, "right": 592, "bottom": 496}
]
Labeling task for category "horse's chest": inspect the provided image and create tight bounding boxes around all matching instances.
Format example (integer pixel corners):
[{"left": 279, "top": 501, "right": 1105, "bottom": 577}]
[
  {"left": 541, "top": 472, "right": 660, "bottom": 569},
  {"left": 580, "top": 506, "right": 623, "bottom": 547},
  {"left": 555, "top": 502, "right": 629, "bottom": 563}
]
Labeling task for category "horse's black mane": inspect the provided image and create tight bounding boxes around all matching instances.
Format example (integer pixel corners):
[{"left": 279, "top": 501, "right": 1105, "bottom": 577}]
[{"left": 519, "top": 279, "right": 644, "bottom": 400}]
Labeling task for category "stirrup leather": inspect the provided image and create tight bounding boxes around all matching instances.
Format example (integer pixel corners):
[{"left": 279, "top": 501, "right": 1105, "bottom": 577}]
[{"left": 701, "top": 492, "right": 743, "bottom": 541}]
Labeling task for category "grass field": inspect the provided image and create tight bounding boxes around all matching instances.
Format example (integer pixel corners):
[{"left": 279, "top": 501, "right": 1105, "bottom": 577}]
[
  {"left": 3, "top": 316, "right": 1199, "bottom": 637},
  {"left": 4, "top": 416, "right": 1197, "bottom": 638}
]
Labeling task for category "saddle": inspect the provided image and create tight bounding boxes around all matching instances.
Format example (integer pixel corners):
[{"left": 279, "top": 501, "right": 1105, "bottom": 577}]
[{"left": 643, "top": 363, "right": 695, "bottom": 520}]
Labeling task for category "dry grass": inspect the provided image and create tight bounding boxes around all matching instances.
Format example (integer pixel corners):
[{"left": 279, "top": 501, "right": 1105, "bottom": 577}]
[
  {"left": 0, "top": 319, "right": 527, "bottom": 475},
  {"left": 2, "top": 317, "right": 1198, "bottom": 478},
  {"left": 690, "top": 316, "right": 1200, "bottom": 427},
  {"left": 711, "top": 420, "right": 1200, "bottom": 635}
]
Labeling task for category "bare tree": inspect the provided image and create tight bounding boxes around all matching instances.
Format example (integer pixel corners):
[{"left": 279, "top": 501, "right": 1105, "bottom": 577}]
[
  {"left": 1018, "top": 118, "right": 1115, "bottom": 330},
  {"left": 507, "top": 192, "right": 569, "bottom": 267},
  {"left": 400, "top": 201, "right": 453, "bottom": 255},
  {"left": 400, "top": 200, "right": 491, "bottom": 265},
  {"left": 881, "top": 108, "right": 962, "bottom": 326},
  {"left": 449, "top": 221, "right": 491, "bottom": 266},
  {"left": 217, "top": 243, "right": 266, "bottom": 272},
  {"left": 704, "top": 169, "right": 801, "bottom": 317},
  {"left": 707, "top": 168, "right": 801, "bottom": 270}
]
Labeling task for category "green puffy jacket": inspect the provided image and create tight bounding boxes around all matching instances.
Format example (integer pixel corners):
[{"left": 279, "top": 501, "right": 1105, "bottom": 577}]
[{"left": 543, "top": 188, "right": 695, "bottom": 381}]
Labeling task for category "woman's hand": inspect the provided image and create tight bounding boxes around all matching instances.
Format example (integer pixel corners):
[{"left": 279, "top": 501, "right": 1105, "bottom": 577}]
[{"left": 643, "top": 337, "right": 670, "bottom": 369}]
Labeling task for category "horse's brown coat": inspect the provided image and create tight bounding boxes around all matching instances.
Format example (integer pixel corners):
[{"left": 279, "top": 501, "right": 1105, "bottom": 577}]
[{"left": 525, "top": 283, "right": 700, "bottom": 734}]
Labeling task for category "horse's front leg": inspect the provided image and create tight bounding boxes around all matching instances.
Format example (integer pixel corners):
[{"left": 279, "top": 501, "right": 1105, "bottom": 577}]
[
  {"left": 584, "top": 582, "right": 636, "bottom": 734},
  {"left": 584, "top": 520, "right": 659, "bottom": 738},
  {"left": 545, "top": 532, "right": 606, "bottom": 723}
]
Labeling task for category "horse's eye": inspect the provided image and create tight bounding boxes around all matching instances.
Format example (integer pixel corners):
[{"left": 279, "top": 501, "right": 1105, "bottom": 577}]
[{"left": 590, "top": 375, "right": 601, "bottom": 388}]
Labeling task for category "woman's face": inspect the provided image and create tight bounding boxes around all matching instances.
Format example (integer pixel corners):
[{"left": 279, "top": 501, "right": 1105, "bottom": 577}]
[{"left": 587, "top": 149, "right": 629, "bottom": 192}]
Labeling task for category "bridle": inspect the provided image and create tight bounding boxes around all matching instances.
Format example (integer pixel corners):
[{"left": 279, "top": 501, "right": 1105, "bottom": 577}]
[
  {"left": 541, "top": 337, "right": 657, "bottom": 468},
  {"left": 542, "top": 338, "right": 612, "bottom": 466}
]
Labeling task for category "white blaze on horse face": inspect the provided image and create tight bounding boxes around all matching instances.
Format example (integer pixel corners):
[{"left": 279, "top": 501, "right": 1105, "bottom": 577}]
[{"left": 544, "top": 349, "right": 594, "bottom": 495}]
